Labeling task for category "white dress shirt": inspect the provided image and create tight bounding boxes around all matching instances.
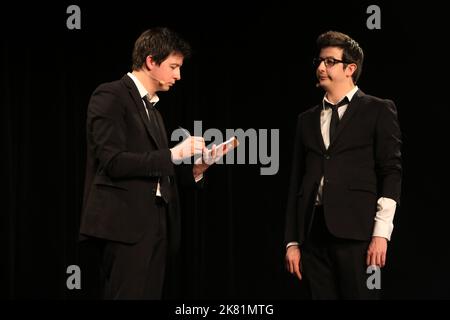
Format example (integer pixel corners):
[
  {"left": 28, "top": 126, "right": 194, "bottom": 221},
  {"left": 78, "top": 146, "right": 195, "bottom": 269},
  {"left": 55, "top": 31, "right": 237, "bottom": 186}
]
[{"left": 127, "top": 72, "right": 163, "bottom": 197}]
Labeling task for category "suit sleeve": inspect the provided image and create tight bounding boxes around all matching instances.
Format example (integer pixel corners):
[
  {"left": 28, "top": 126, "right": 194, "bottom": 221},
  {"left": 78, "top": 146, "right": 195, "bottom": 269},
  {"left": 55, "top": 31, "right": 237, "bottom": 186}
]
[
  {"left": 374, "top": 100, "right": 402, "bottom": 203},
  {"left": 284, "top": 114, "right": 305, "bottom": 245},
  {"left": 87, "top": 85, "right": 175, "bottom": 178},
  {"left": 175, "top": 164, "right": 204, "bottom": 189}
]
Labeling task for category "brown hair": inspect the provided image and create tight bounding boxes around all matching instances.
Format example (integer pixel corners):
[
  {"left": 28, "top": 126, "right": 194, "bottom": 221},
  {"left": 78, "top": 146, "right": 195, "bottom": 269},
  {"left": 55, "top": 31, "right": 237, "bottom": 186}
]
[
  {"left": 316, "top": 31, "right": 364, "bottom": 83},
  {"left": 132, "top": 27, "right": 191, "bottom": 70}
]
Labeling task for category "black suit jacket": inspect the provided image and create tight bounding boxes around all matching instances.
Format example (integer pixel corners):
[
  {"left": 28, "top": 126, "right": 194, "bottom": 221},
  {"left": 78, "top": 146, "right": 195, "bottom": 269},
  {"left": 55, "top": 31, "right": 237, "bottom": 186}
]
[
  {"left": 285, "top": 89, "right": 402, "bottom": 245},
  {"left": 80, "top": 75, "right": 193, "bottom": 253}
]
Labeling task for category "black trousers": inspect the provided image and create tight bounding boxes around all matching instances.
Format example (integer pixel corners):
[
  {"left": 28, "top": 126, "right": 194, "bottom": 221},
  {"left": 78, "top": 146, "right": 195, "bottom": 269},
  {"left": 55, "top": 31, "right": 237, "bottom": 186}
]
[
  {"left": 302, "top": 206, "right": 380, "bottom": 300},
  {"left": 101, "top": 197, "right": 168, "bottom": 299}
]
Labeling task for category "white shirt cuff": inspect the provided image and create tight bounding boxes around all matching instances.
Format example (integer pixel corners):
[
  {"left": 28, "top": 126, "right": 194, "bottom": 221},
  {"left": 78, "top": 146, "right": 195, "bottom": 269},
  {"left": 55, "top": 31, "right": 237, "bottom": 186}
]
[
  {"left": 286, "top": 241, "right": 300, "bottom": 250},
  {"left": 372, "top": 197, "right": 397, "bottom": 241},
  {"left": 195, "top": 173, "right": 204, "bottom": 183}
]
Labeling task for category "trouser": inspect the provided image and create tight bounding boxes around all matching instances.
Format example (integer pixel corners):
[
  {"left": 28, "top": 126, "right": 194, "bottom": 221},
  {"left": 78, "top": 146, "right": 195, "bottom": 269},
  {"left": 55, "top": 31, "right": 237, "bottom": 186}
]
[
  {"left": 101, "top": 197, "right": 168, "bottom": 299},
  {"left": 302, "top": 205, "right": 380, "bottom": 300}
]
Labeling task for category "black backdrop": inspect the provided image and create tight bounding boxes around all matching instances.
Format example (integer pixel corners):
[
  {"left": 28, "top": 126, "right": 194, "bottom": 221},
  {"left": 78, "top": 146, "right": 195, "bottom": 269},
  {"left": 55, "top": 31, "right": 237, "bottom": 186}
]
[{"left": 2, "top": 0, "right": 450, "bottom": 300}]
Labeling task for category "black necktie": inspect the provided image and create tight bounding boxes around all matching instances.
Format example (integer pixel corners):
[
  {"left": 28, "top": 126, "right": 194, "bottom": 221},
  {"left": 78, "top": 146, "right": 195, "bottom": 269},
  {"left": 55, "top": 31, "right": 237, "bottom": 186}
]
[
  {"left": 143, "top": 97, "right": 171, "bottom": 203},
  {"left": 324, "top": 97, "right": 349, "bottom": 142},
  {"left": 143, "top": 98, "right": 164, "bottom": 146}
]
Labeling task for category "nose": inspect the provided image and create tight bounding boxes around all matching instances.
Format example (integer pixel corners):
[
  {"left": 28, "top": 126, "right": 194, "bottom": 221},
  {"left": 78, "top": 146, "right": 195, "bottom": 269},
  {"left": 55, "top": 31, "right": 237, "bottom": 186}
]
[
  {"left": 174, "top": 69, "right": 181, "bottom": 80},
  {"left": 317, "top": 60, "right": 326, "bottom": 71}
]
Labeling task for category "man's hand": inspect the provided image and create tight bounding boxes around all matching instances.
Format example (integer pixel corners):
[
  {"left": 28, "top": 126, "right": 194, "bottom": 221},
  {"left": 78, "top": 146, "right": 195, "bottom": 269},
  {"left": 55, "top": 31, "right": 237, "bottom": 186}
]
[
  {"left": 192, "top": 142, "right": 235, "bottom": 179},
  {"left": 170, "top": 136, "right": 205, "bottom": 162},
  {"left": 366, "top": 236, "right": 388, "bottom": 268},
  {"left": 285, "top": 245, "right": 302, "bottom": 280},
  {"left": 192, "top": 144, "right": 217, "bottom": 179}
]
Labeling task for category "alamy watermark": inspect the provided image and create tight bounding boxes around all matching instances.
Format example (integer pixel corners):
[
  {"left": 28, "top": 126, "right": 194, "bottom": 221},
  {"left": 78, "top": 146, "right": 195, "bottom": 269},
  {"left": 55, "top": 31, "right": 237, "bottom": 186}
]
[
  {"left": 66, "top": 265, "right": 81, "bottom": 290},
  {"left": 366, "top": 5, "right": 381, "bottom": 30},
  {"left": 66, "top": 5, "right": 81, "bottom": 30},
  {"left": 366, "top": 265, "right": 381, "bottom": 290},
  {"left": 171, "top": 121, "right": 279, "bottom": 175}
]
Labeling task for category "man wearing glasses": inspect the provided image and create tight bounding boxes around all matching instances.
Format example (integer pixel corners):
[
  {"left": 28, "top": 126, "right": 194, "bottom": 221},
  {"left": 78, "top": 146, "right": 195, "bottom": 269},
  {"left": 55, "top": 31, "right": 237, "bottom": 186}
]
[{"left": 284, "top": 31, "right": 402, "bottom": 299}]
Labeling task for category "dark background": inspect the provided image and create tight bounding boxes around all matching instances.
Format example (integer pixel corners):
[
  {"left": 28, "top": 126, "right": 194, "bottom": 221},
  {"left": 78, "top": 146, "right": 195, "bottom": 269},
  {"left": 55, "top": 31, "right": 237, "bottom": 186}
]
[{"left": 2, "top": 0, "right": 449, "bottom": 300}]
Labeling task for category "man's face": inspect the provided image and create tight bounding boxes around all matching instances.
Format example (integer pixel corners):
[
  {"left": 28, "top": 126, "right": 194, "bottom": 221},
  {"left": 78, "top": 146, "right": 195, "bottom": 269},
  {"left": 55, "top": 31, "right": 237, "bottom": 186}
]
[
  {"left": 150, "top": 53, "right": 184, "bottom": 91},
  {"left": 315, "top": 47, "right": 351, "bottom": 89}
]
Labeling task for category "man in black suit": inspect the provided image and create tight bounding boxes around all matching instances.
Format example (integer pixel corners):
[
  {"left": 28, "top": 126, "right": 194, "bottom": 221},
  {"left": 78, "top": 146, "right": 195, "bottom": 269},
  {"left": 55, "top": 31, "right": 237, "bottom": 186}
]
[
  {"left": 80, "top": 28, "right": 214, "bottom": 299},
  {"left": 284, "top": 31, "right": 402, "bottom": 299}
]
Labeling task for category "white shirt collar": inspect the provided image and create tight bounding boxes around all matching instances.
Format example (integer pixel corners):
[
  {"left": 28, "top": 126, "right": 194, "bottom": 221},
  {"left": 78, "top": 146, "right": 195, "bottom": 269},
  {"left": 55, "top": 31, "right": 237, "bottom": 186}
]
[
  {"left": 323, "top": 85, "right": 359, "bottom": 108},
  {"left": 127, "top": 72, "right": 160, "bottom": 105}
]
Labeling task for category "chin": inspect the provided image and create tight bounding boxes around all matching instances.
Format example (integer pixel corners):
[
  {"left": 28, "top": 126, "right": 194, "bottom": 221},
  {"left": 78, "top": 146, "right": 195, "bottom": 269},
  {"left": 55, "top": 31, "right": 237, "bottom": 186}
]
[{"left": 319, "top": 81, "right": 330, "bottom": 89}]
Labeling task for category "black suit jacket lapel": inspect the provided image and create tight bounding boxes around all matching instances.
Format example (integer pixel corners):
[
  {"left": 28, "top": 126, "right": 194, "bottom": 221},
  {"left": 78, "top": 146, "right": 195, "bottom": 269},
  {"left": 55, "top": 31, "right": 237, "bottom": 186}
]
[
  {"left": 329, "top": 89, "right": 365, "bottom": 147},
  {"left": 313, "top": 105, "right": 327, "bottom": 153},
  {"left": 155, "top": 109, "right": 169, "bottom": 147},
  {"left": 122, "top": 75, "right": 163, "bottom": 149}
]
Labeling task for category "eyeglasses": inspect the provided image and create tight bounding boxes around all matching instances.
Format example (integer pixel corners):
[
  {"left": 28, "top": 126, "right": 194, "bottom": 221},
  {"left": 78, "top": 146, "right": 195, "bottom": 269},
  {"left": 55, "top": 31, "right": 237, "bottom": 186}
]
[{"left": 313, "top": 57, "right": 351, "bottom": 68}]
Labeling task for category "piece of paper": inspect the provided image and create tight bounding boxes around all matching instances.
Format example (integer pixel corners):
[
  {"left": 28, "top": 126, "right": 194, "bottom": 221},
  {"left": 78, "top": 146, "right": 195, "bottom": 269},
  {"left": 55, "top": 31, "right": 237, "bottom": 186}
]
[{"left": 205, "top": 136, "right": 239, "bottom": 162}]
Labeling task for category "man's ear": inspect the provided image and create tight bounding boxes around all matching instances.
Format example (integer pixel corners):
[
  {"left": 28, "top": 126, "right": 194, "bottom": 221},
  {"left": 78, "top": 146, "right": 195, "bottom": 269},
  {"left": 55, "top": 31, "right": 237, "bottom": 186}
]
[
  {"left": 346, "top": 63, "right": 357, "bottom": 78},
  {"left": 145, "top": 55, "right": 156, "bottom": 71}
]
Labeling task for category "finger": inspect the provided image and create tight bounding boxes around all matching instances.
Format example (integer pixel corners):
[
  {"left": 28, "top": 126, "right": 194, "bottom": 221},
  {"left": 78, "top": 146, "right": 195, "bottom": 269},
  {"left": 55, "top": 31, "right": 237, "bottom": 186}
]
[
  {"left": 290, "top": 259, "right": 296, "bottom": 274},
  {"left": 366, "top": 251, "right": 371, "bottom": 266},
  {"left": 376, "top": 252, "right": 382, "bottom": 268},
  {"left": 211, "top": 144, "right": 218, "bottom": 164},
  {"left": 294, "top": 260, "right": 302, "bottom": 280},
  {"left": 381, "top": 252, "right": 386, "bottom": 268},
  {"left": 376, "top": 252, "right": 382, "bottom": 267},
  {"left": 196, "top": 137, "right": 205, "bottom": 148},
  {"left": 203, "top": 147, "right": 214, "bottom": 165},
  {"left": 190, "top": 138, "right": 202, "bottom": 152},
  {"left": 194, "top": 141, "right": 204, "bottom": 154},
  {"left": 190, "top": 139, "right": 197, "bottom": 154},
  {"left": 370, "top": 252, "right": 377, "bottom": 267},
  {"left": 195, "top": 138, "right": 204, "bottom": 150},
  {"left": 367, "top": 250, "right": 375, "bottom": 266}
]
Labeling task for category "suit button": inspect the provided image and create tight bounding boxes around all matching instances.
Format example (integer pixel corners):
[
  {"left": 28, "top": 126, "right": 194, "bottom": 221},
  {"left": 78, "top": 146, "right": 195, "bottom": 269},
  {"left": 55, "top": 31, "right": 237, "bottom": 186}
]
[{"left": 324, "top": 154, "right": 330, "bottom": 160}]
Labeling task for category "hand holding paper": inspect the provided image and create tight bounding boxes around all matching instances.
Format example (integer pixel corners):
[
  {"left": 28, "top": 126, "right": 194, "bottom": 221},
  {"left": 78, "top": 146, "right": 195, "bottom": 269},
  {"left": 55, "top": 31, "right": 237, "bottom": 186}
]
[
  {"left": 202, "top": 137, "right": 239, "bottom": 165},
  {"left": 193, "top": 136, "right": 239, "bottom": 180}
]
